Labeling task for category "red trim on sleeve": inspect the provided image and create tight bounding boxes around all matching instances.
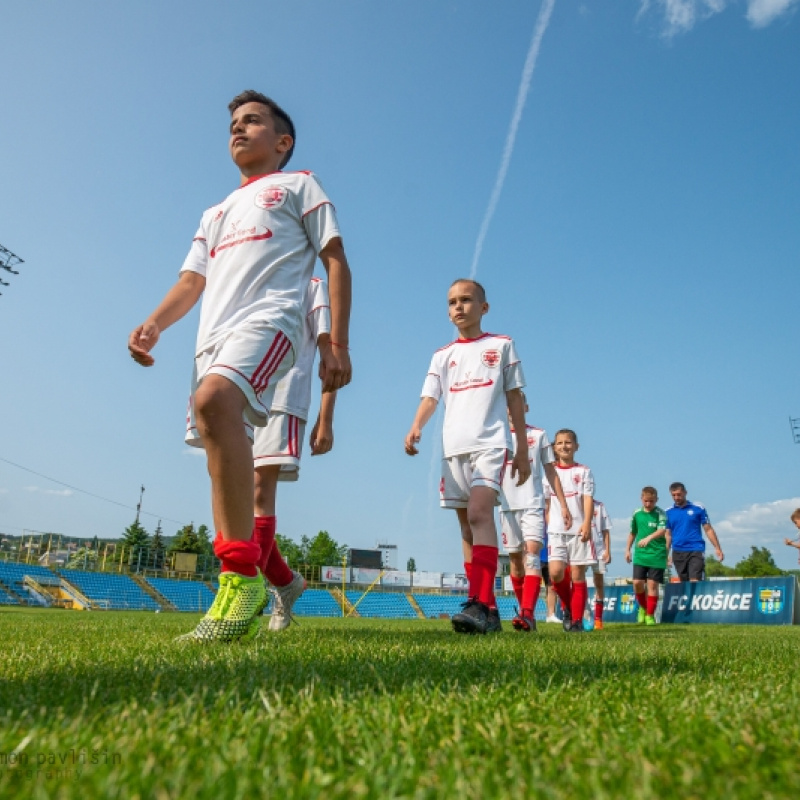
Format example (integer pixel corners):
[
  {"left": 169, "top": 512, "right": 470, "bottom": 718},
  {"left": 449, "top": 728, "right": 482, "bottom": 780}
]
[{"left": 301, "top": 201, "right": 334, "bottom": 218}]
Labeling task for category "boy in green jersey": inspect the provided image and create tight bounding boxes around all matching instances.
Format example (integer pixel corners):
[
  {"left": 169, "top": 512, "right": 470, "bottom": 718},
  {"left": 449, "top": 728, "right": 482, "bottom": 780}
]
[{"left": 625, "top": 487, "right": 670, "bottom": 625}]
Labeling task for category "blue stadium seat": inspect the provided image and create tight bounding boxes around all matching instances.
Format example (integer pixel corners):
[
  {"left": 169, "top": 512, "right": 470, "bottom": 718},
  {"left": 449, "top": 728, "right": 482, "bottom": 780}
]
[
  {"left": 59, "top": 569, "right": 160, "bottom": 610},
  {"left": 346, "top": 591, "right": 418, "bottom": 618},
  {"left": 146, "top": 577, "right": 216, "bottom": 613},
  {"left": 0, "top": 562, "right": 59, "bottom": 605}
]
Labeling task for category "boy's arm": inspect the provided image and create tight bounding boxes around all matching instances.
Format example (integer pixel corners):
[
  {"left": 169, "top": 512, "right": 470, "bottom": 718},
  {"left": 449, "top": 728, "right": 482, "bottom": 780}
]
[
  {"left": 580, "top": 494, "right": 594, "bottom": 542},
  {"left": 310, "top": 332, "right": 337, "bottom": 455},
  {"left": 543, "top": 462, "right": 572, "bottom": 530},
  {"left": 505, "top": 388, "right": 530, "bottom": 486},
  {"left": 318, "top": 238, "right": 352, "bottom": 392},
  {"left": 405, "top": 397, "right": 438, "bottom": 455},
  {"left": 625, "top": 530, "right": 635, "bottom": 563},
  {"left": 128, "top": 271, "right": 206, "bottom": 366},
  {"left": 603, "top": 529, "right": 611, "bottom": 564}
]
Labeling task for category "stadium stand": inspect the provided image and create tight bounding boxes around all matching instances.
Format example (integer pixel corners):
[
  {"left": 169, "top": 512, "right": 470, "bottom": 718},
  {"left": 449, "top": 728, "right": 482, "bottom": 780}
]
[
  {"left": 0, "top": 585, "right": 20, "bottom": 605},
  {"left": 346, "top": 591, "right": 418, "bottom": 619},
  {"left": 0, "top": 562, "right": 59, "bottom": 605},
  {"left": 146, "top": 577, "right": 216, "bottom": 613},
  {"left": 59, "top": 569, "right": 160, "bottom": 610},
  {"left": 292, "top": 588, "right": 341, "bottom": 617},
  {"left": 413, "top": 593, "right": 546, "bottom": 621}
]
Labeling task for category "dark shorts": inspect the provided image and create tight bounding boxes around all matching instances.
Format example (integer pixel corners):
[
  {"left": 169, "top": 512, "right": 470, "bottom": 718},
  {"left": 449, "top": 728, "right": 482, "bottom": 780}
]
[
  {"left": 541, "top": 563, "right": 551, "bottom": 587},
  {"left": 672, "top": 550, "right": 705, "bottom": 582},
  {"left": 633, "top": 565, "right": 665, "bottom": 584}
]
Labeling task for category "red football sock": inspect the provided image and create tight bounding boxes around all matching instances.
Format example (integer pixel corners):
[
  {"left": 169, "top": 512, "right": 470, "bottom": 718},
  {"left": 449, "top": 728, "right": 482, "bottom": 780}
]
[
  {"left": 471, "top": 545, "right": 498, "bottom": 606},
  {"left": 464, "top": 562, "right": 473, "bottom": 582},
  {"left": 636, "top": 592, "right": 647, "bottom": 610},
  {"left": 214, "top": 532, "right": 259, "bottom": 577},
  {"left": 646, "top": 594, "right": 659, "bottom": 617},
  {"left": 553, "top": 574, "right": 572, "bottom": 610},
  {"left": 253, "top": 516, "right": 276, "bottom": 575},
  {"left": 511, "top": 575, "right": 525, "bottom": 605},
  {"left": 265, "top": 540, "right": 294, "bottom": 587},
  {"left": 522, "top": 575, "right": 542, "bottom": 615},
  {"left": 571, "top": 581, "right": 588, "bottom": 623},
  {"left": 594, "top": 599, "right": 604, "bottom": 622}
]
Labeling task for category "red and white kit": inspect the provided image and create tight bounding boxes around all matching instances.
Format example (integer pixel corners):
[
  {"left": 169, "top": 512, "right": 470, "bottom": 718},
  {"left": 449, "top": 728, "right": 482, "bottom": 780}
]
[
  {"left": 253, "top": 278, "right": 331, "bottom": 479},
  {"left": 546, "top": 463, "right": 597, "bottom": 566},
  {"left": 500, "top": 426, "right": 553, "bottom": 552},
  {"left": 421, "top": 333, "right": 525, "bottom": 508},
  {"left": 182, "top": 171, "right": 340, "bottom": 445},
  {"left": 590, "top": 500, "right": 612, "bottom": 575}
]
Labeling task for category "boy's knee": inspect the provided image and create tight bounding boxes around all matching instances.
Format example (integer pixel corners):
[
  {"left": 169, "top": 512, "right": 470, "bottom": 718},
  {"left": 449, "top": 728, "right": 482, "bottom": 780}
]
[{"left": 194, "top": 376, "right": 245, "bottom": 430}]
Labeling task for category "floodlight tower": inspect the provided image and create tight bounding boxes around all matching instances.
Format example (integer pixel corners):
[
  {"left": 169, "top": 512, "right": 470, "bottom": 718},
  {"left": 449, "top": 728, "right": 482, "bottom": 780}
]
[
  {"left": 0, "top": 242, "right": 24, "bottom": 295},
  {"left": 790, "top": 417, "right": 800, "bottom": 445}
]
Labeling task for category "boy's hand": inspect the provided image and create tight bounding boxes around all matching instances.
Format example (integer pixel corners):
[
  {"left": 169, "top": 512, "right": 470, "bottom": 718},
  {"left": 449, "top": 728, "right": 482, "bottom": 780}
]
[
  {"left": 561, "top": 508, "right": 573, "bottom": 530},
  {"left": 405, "top": 426, "right": 422, "bottom": 456},
  {"left": 128, "top": 320, "right": 161, "bottom": 366},
  {"left": 510, "top": 450, "right": 531, "bottom": 487},
  {"left": 310, "top": 416, "right": 334, "bottom": 455},
  {"left": 625, "top": 550, "right": 632, "bottom": 563},
  {"left": 579, "top": 524, "right": 591, "bottom": 543},
  {"left": 637, "top": 536, "right": 650, "bottom": 548},
  {"left": 714, "top": 547, "right": 724, "bottom": 562},
  {"left": 603, "top": 550, "right": 611, "bottom": 565},
  {"left": 319, "top": 343, "right": 351, "bottom": 392}
]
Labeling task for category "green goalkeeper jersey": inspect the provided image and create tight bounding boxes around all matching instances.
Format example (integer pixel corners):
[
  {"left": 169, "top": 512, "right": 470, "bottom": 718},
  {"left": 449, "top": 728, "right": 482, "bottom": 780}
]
[{"left": 630, "top": 507, "right": 668, "bottom": 568}]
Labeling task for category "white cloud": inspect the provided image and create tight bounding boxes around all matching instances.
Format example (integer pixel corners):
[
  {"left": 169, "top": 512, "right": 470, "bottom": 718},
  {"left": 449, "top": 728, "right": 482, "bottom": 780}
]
[
  {"left": 23, "top": 486, "right": 74, "bottom": 497},
  {"left": 746, "top": 0, "right": 799, "bottom": 26},
  {"left": 714, "top": 497, "right": 800, "bottom": 538},
  {"left": 182, "top": 448, "right": 207, "bottom": 458},
  {"left": 640, "top": 0, "right": 797, "bottom": 35}
]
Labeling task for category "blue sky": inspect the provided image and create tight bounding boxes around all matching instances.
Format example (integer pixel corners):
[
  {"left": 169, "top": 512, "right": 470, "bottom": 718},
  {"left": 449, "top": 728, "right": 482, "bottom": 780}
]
[{"left": 1, "top": 0, "right": 799, "bottom": 575}]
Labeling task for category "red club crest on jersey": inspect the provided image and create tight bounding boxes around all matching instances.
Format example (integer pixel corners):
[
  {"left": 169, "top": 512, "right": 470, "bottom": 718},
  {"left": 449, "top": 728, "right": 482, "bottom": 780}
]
[
  {"left": 481, "top": 349, "right": 500, "bottom": 368},
  {"left": 527, "top": 436, "right": 535, "bottom": 446},
  {"left": 449, "top": 360, "right": 457, "bottom": 368},
  {"left": 254, "top": 185, "right": 287, "bottom": 210},
  {"left": 573, "top": 474, "right": 581, "bottom": 484}
]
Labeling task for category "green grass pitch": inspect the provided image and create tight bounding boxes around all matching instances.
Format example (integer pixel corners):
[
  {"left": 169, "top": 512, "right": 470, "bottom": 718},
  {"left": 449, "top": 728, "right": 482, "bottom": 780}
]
[{"left": 1, "top": 608, "right": 799, "bottom": 799}]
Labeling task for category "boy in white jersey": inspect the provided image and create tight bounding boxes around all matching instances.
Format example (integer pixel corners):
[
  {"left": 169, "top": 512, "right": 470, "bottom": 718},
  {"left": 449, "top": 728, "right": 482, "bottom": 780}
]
[
  {"left": 129, "top": 91, "right": 352, "bottom": 643},
  {"left": 589, "top": 500, "right": 612, "bottom": 629},
  {"left": 405, "top": 279, "right": 530, "bottom": 635},
  {"left": 546, "top": 429, "right": 595, "bottom": 633},
  {"left": 501, "top": 397, "right": 571, "bottom": 633},
  {"left": 251, "top": 277, "right": 336, "bottom": 630}
]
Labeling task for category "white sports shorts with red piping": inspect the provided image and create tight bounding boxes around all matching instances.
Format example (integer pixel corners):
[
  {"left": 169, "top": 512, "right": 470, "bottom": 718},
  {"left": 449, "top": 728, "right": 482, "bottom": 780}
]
[
  {"left": 500, "top": 508, "right": 545, "bottom": 553},
  {"left": 439, "top": 447, "right": 506, "bottom": 509},
  {"left": 252, "top": 411, "right": 306, "bottom": 481},
  {"left": 185, "top": 320, "right": 295, "bottom": 448},
  {"left": 548, "top": 533, "right": 598, "bottom": 567},
  {"left": 590, "top": 536, "right": 608, "bottom": 574}
]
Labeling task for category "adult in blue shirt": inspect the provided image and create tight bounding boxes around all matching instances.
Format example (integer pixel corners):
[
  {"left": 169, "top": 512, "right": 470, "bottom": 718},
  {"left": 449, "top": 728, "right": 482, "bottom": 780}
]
[{"left": 665, "top": 482, "right": 724, "bottom": 582}]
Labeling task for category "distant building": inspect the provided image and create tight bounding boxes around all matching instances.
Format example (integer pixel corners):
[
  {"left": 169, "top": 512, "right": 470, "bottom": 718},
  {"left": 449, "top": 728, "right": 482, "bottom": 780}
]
[{"left": 376, "top": 543, "right": 398, "bottom": 570}]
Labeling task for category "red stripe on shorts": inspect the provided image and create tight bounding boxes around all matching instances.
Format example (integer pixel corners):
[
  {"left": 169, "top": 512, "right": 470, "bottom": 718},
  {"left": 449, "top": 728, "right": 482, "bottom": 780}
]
[{"left": 251, "top": 333, "right": 291, "bottom": 394}]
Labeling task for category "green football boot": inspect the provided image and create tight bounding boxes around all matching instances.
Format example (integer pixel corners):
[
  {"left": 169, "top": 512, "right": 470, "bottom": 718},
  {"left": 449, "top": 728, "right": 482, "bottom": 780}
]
[
  {"left": 637, "top": 606, "right": 646, "bottom": 624},
  {"left": 176, "top": 570, "right": 265, "bottom": 643}
]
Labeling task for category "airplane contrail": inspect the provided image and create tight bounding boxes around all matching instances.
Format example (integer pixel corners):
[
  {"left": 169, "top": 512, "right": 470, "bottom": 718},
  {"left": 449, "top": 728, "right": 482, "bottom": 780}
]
[{"left": 469, "top": 0, "right": 556, "bottom": 279}]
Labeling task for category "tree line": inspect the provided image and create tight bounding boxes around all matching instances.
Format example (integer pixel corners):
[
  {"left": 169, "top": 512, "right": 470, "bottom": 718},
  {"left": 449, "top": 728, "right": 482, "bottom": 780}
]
[{"left": 705, "top": 547, "right": 800, "bottom": 579}]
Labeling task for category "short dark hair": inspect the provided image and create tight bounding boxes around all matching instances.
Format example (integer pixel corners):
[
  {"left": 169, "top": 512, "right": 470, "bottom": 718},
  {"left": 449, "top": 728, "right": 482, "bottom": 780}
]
[
  {"left": 641, "top": 486, "right": 658, "bottom": 498},
  {"left": 554, "top": 428, "right": 578, "bottom": 444},
  {"left": 669, "top": 482, "right": 686, "bottom": 492},
  {"left": 228, "top": 90, "right": 296, "bottom": 168},
  {"left": 791, "top": 508, "right": 800, "bottom": 522},
  {"left": 449, "top": 278, "right": 487, "bottom": 303}
]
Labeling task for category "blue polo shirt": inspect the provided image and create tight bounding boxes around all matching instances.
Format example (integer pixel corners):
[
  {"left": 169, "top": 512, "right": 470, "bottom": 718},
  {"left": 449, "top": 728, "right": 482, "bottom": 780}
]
[{"left": 666, "top": 502, "right": 709, "bottom": 552}]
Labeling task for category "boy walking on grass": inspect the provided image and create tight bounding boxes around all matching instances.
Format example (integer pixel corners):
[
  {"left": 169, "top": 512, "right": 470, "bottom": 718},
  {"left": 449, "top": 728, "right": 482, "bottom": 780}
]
[
  {"left": 545, "top": 429, "right": 595, "bottom": 633},
  {"left": 626, "top": 487, "right": 668, "bottom": 625},
  {"left": 129, "top": 90, "right": 352, "bottom": 642},
  {"left": 405, "top": 279, "right": 530, "bottom": 634}
]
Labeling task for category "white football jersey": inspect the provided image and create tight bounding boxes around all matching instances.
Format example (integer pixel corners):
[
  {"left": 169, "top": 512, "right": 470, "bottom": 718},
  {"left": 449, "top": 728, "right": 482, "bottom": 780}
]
[
  {"left": 180, "top": 171, "right": 340, "bottom": 356},
  {"left": 545, "top": 463, "right": 595, "bottom": 535},
  {"left": 270, "top": 278, "right": 330, "bottom": 421},
  {"left": 421, "top": 333, "right": 525, "bottom": 458},
  {"left": 501, "top": 426, "right": 553, "bottom": 511},
  {"left": 591, "top": 500, "right": 612, "bottom": 547}
]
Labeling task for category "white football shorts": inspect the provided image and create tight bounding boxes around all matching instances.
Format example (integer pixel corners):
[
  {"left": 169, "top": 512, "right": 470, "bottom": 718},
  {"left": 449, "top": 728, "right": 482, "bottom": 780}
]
[
  {"left": 590, "top": 537, "right": 608, "bottom": 574},
  {"left": 253, "top": 412, "right": 307, "bottom": 481},
  {"left": 185, "top": 321, "right": 295, "bottom": 448},
  {"left": 500, "top": 508, "right": 545, "bottom": 553},
  {"left": 439, "top": 448, "right": 506, "bottom": 509},
  {"left": 548, "top": 532, "right": 598, "bottom": 567}
]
